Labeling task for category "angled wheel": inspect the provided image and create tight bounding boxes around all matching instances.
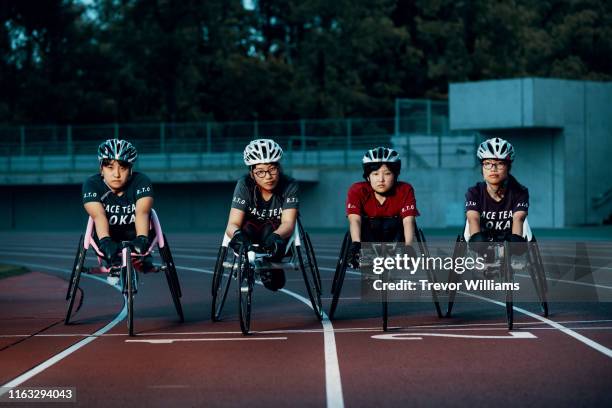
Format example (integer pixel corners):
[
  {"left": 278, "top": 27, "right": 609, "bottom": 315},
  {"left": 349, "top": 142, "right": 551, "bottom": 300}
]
[
  {"left": 415, "top": 228, "right": 443, "bottom": 318},
  {"left": 211, "top": 245, "right": 236, "bottom": 322},
  {"left": 446, "top": 235, "right": 466, "bottom": 317},
  {"left": 123, "top": 248, "right": 135, "bottom": 337},
  {"left": 304, "top": 230, "right": 322, "bottom": 292},
  {"left": 530, "top": 238, "right": 549, "bottom": 317},
  {"left": 65, "top": 236, "right": 87, "bottom": 325},
  {"left": 382, "top": 270, "right": 389, "bottom": 331},
  {"left": 329, "top": 232, "right": 350, "bottom": 320},
  {"left": 503, "top": 241, "right": 514, "bottom": 330},
  {"left": 237, "top": 249, "right": 253, "bottom": 335},
  {"left": 296, "top": 234, "right": 323, "bottom": 321},
  {"left": 159, "top": 235, "right": 184, "bottom": 322}
]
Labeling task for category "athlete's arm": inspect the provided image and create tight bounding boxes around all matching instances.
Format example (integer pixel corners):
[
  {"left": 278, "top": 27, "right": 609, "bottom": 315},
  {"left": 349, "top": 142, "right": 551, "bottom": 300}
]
[
  {"left": 84, "top": 202, "right": 110, "bottom": 240},
  {"left": 467, "top": 210, "right": 481, "bottom": 236},
  {"left": 274, "top": 208, "right": 297, "bottom": 239},
  {"left": 348, "top": 214, "right": 361, "bottom": 243},
  {"left": 134, "top": 197, "right": 153, "bottom": 237},
  {"left": 402, "top": 216, "right": 415, "bottom": 245},
  {"left": 226, "top": 208, "right": 245, "bottom": 238},
  {"left": 512, "top": 211, "right": 527, "bottom": 236}
]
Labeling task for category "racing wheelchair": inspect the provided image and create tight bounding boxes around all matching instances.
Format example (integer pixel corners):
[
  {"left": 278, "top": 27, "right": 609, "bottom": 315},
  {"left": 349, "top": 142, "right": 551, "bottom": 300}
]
[
  {"left": 211, "top": 218, "right": 322, "bottom": 335},
  {"left": 329, "top": 219, "right": 443, "bottom": 331},
  {"left": 65, "top": 209, "right": 184, "bottom": 336},
  {"left": 446, "top": 219, "right": 549, "bottom": 330}
]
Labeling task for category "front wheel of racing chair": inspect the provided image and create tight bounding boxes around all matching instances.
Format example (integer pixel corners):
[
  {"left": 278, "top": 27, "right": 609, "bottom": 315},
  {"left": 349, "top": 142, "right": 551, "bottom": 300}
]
[
  {"left": 120, "top": 243, "right": 138, "bottom": 337},
  {"left": 65, "top": 234, "right": 87, "bottom": 324},
  {"left": 446, "top": 218, "right": 549, "bottom": 328},
  {"left": 158, "top": 233, "right": 184, "bottom": 322}
]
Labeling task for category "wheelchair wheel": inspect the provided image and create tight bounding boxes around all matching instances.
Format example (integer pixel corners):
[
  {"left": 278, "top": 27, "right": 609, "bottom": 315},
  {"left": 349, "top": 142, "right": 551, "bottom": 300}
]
[
  {"left": 159, "top": 236, "right": 184, "bottom": 322},
  {"left": 296, "top": 237, "right": 323, "bottom": 321},
  {"left": 123, "top": 249, "right": 135, "bottom": 337},
  {"left": 211, "top": 246, "right": 236, "bottom": 322},
  {"left": 382, "top": 271, "right": 389, "bottom": 331},
  {"left": 65, "top": 235, "right": 87, "bottom": 325},
  {"left": 446, "top": 235, "right": 467, "bottom": 317},
  {"left": 415, "top": 228, "right": 443, "bottom": 318},
  {"left": 304, "top": 230, "right": 322, "bottom": 293},
  {"left": 530, "top": 238, "right": 549, "bottom": 317},
  {"left": 237, "top": 249, "right": 253, "bottom": 335},
  {"left": 503, "top": 241, "right": 514, "bottom": 330},
  {"left": 329, "top": 232, "right": 350, "bottom": 320}
]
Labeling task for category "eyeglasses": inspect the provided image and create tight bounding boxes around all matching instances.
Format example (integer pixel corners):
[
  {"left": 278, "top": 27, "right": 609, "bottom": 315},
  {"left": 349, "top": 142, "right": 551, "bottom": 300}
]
[
  {"left": 253, "top": 167, "right": 279, "bottom": 178},
  {"left": 482, "top": 161, "right": 508, "bottom": 170}
]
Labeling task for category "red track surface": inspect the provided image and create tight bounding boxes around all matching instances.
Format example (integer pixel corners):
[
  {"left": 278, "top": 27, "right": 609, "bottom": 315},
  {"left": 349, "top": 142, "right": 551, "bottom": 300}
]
[{"left": 0, "top": 232, "right": 611, "bottom": 407}]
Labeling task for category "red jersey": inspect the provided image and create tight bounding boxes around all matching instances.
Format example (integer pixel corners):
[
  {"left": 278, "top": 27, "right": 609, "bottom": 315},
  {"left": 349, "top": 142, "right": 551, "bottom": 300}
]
[{"left": 346, "top": 181, "right": 419, "bottom": 218}]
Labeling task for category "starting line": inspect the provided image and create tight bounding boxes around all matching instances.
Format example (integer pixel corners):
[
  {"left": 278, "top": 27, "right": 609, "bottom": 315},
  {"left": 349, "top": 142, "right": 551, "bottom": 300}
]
[{"left": 372, "top": 331, "right": 537, "bottom": 340}]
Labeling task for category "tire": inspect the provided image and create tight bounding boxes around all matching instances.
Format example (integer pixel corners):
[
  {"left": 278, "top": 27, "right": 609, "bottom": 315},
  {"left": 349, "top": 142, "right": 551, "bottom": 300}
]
[
  {"left": 65, "top": 239, "right": 86, "bottom": 325},
  {"left": 296, "top": 238, "right": 323, "bottom": 321},
  {"left": 504, "top": 241, "right": 514, "bottom": 331},
  {"left": 211, "top": 246, "right": 235, "bottom": 322},
  {"left": 329, "top": 232, "right": 350, "bottom": 320},
  {"left": 446, "top": 235, "right": 466, "bottom": 317},
  {"left": 159, "top": 238, "right": 184, "bottom": 322},
  {"left": 416, "top": 228, "right": 443, "bottom": 318},
  {"left": 304, "top": 230, "right": 322, "bottom": 292},
  {"left": 237, "top": 250, "right": 253, "bottom": 335},
  {"left": 66, "top": 235, "right": 84, "bottom": 300},
  {"left": 531, "top": 238, "right": 549, "bottom": 317},
  {"left": 125, "top": 249, "right": 135, "bottom": 337}
]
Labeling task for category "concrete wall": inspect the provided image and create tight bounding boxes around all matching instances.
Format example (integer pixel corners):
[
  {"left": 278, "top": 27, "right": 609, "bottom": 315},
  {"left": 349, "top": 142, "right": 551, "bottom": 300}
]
[{"left": 450, "top": 78, "right": 612, "bottom": 226}]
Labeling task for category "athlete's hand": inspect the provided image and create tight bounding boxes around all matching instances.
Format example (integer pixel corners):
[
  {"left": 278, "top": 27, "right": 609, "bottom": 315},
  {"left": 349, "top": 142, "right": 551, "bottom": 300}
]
[
  {"left": 99, "top": 237, "right": 119, "bottom": 262},
  {"left": 131, "top": 235, "right": 149, "bottom": 255},
  {"left": 229, "top": 230, "right": 250, "bottom": 252},
  {"left": 347, "top": 242, "right": 361, "bottom": 269},
  {"left": 508, "top": 233, "right": 527, "bottom": 256},
  {"left": 263, "top": 233, "right": 285, "bottom": 258}
]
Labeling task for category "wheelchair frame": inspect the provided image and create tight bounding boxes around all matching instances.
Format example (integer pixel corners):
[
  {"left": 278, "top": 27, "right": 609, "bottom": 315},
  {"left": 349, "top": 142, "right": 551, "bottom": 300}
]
[
  {"left": 210, "top": 217, "right": 322, "bottom": 335},
  {"left": 329, "top": 220, "right": 443, "bottom": 331},
  {"left": 446, "top": 219, "right": 549, "bottom": 330},
  {"left": 64, "top": 209, "right": 184, "bottom": 336}
]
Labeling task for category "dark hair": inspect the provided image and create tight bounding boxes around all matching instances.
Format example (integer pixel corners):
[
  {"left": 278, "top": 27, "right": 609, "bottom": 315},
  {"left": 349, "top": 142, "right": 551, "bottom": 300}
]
[
  {"left": 101, "top": 158, "right": 133, "bottom": 168},
  {"left": 362, "top": 161, "right": 401, "bottom": 180}
]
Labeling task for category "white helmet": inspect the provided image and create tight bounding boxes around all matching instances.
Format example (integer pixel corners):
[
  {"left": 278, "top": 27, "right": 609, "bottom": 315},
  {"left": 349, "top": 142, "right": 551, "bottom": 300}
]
[
  {"left": 97, "top": 138, "right": 138, "bottom": 164},
  {"left": 477, "top": 137, "right": 515, "bottom": 161},
  {"left": 243, "top": 139, "right": 283, "bottom": 166},
  {"left": 362, "top": 146, "right": 400, "bottom": 164}
]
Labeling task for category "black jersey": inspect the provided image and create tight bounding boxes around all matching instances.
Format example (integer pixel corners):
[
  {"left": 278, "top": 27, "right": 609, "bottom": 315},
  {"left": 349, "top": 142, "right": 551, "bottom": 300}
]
[
  {"left": 82, "top": 172, "right": 154, "bottom": 236},
  {"left": 231, "top": 174, "right": 299, "bottom": 228},
  {"left": 465, "top": 175, "right": 529, "bottom": 236}
]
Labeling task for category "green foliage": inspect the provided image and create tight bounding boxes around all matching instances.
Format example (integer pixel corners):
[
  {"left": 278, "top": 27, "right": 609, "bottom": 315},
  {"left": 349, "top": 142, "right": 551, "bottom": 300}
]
[{"left": 0, "top": 0, "right": 609, "bottom": 124}]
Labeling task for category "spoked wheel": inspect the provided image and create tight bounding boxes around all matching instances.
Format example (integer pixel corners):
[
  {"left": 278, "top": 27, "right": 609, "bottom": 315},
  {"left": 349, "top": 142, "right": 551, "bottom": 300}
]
[
  {"left": 123, "top": 248, "right": 136, "bottom": 337},
  {"left": 211, "top": 246, "right": 237, "bottom": 322},
  {"left": 503, "top": 241, "right": 514, "bottom": 330},
  {"left": 329, "top": 232, "right": 350, "bottom": 320},
  {"left": 446, "top": 235, "right": 466, "bottom": 317},
  {"left": 416, "top": 228, "right": 443, "bottom": 318},
  {"left": 296, "top": 235, "right": 323, "bottom": 321},
  {"left": 65, "top": 235, "right": 87, "bottom": 325},
  {"left": 530, "top": 239, "right": 549, "bottom": 317},
  {"left": 237, "top": 249, "right": 253, "bottom": 335},
  {"left": 159, "top": 236, "right": 184, "bottom": 322}
]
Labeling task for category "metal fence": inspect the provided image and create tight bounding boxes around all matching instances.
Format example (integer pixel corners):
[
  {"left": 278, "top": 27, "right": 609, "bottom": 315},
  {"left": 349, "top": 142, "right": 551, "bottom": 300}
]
[{"left": 0, "top": 99, "right": 480, "bottom": 172}]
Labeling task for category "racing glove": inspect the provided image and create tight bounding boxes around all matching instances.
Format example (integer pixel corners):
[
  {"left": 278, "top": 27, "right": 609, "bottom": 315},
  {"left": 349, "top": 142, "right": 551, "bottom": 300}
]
[
  {"left": 98, "top": 237, "right": 119, "bottom": 263},
  {"left": 131, "top": 235, "right": 149, "bottom": 255},
  {"left": 229, "top": 229, "right": 250, "bottom": 253},
  {"left": 508, "top": 233, "right": 528, "bottom": 256},
  {"left": 263, "top": 233, "right": 285, "bottom": 258},
  {"left": 347, "top": 241, "right": 361, "bottom": 269}
]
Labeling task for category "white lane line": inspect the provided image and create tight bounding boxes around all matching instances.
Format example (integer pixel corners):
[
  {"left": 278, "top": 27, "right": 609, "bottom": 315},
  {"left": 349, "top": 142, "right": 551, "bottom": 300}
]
[
  {"left": 372, "top": 331, "right": 537, "bottom": 340},
  {"left": 344, "top": 270, "right": 612, "bottom": 359},
  {"left": 461, "top": 291, "right": 612, "bottom": 358},
  {"left": 125, "top": 337, "right": 288, "bottom": 344},
  {"left": 0, "top": 262, "right": 126, "bottom": 396},
  {"left": 178, "top": 265, "right": 345, "bottom": 408}
]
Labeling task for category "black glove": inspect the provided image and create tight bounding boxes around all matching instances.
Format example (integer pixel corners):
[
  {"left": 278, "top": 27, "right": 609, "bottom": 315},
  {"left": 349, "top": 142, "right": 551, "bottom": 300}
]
[
  {"left": 468, "top": 231, "right": 489, "bottom": 243},
  {"left": 131, "top": 235, "right": 149, "bottom": 255},
  {"left": 264, "top": 233, "right": 285, "bottom": 258},
  {"left": 99, "top": 237, "right": 119, "bottom": 262},
  {"left": 400, "top": 244, "right": 418, "bottom": 260},
  {"left": 229, "top": 230, "right": 249, "bottom": 252},
  {"left": 347, "top": 242, "right": 361, "bottom": 269},
  {"left": 508, "top": 233, "right": 528, "bottom": 256}
]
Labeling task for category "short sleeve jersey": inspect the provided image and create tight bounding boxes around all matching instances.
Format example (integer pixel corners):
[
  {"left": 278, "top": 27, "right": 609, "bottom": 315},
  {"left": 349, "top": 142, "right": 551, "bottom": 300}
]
[
  {"left": 465, "top": 175, "right": 529, "bottom": 235},
  {"left": 346, "top": 181, "right": 419, "bottom": 218},
  {"left": 230, "top": 174, "right": 299, "bottom": 227},
  {"left": 82, "top": 172, "right": 154, "bottom": 236}
]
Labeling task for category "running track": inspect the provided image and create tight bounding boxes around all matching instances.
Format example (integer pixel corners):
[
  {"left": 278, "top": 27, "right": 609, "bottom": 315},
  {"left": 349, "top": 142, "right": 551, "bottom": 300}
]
[{"left": 0, "top": 231, "right": 611, "bottom": 407}]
